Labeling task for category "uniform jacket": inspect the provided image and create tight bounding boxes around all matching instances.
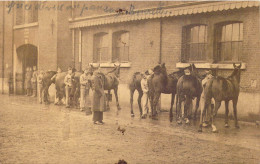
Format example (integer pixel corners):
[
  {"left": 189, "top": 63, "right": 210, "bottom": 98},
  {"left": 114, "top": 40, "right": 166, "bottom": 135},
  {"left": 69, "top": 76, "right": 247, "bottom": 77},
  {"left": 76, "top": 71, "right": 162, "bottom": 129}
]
[
  {"left": 64, "top": 74, "right": 73, "bottom": 87},
  {"left": 91, "top": 71, "right": 105, "bottom": 112},
  {"left": 80, "top": 73, "right": 91, "bottom": 89}
]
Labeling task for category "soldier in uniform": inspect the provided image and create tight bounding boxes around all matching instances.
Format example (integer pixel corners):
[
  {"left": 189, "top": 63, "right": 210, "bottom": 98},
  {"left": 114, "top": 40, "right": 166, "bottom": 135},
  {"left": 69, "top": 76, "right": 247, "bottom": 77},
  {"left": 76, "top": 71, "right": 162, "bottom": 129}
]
[
  {"left": 31, "top": 66, "right": 38, "bottom": 97},
  {"left": 80, "top": 67, "right": 92, "bottom": 114},
  {"left": 64, "top": 67, "right": 73, "bottom": 108},
  {"left": 25, "top": 67, "right": 32, "bottom": 96},
  {"left": 37, "top": 70, "right": 44, "bottom": 104},
  {"left": 91, "top": 67, "right": 105, "bottom": 125},
  {"left": 52, "top": 67, "right": 63, "bottom": 105}
]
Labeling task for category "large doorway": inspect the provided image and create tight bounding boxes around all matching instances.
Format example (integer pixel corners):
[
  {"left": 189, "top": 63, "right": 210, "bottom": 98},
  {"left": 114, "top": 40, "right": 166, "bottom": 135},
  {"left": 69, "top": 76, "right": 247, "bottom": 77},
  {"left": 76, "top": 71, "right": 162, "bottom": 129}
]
[{"left": 16, "top": 44, "right": 38, "bottom": 94}]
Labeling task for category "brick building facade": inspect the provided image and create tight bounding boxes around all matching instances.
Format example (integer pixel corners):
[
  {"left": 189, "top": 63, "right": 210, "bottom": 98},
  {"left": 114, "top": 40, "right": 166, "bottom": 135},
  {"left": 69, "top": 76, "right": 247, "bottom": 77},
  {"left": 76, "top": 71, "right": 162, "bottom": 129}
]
[{"left": 0, "top": 1, "right": 259, "bottom": 118}]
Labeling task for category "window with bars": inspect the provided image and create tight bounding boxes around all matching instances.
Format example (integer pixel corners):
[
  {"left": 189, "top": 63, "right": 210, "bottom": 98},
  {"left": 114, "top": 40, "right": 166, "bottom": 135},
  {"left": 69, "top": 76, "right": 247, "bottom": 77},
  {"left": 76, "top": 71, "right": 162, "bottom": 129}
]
[
  {"left": 182, "top": 25, "right": 207, "bottom": 62},
  {"left": 93, "top": 33, "right": 109, "bottom": 63},
  {"left": 216, "top": 22, "right": 243, "bottom": 62},
  {"left": 112, "top": 31, "right": 130, "bottom": 62}
]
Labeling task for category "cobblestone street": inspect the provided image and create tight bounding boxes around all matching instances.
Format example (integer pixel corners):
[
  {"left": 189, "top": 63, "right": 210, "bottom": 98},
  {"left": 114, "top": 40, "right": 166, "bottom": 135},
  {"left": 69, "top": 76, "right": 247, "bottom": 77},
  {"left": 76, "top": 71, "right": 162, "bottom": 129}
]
[{"left": 0, "top": 95, "right": 259, "bottom": 164}]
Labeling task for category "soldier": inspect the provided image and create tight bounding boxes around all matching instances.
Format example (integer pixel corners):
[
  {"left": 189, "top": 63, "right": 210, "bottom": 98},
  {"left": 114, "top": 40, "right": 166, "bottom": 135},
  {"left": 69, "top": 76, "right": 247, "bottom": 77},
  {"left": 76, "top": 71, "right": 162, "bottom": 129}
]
[
  {"left": 37, "top": 70, "right": 44, "bottom": 104},
  {"left": 64, "top": 67, "right": 73, "bottom": 108},
  {"left": 80, "top": 67, "right": 92, "bottom": 114},
  {"left": 31, "top": 66, "right": 38, "bottom": 97},
  {"left": 141, "top": 71, "right": 149, "bottom": 119},
  {"left": 25, "top": 67, "right": 32, "bottom": 96},
  {"left": 52, "top": 67, "right": 63, "bottom": 105}
]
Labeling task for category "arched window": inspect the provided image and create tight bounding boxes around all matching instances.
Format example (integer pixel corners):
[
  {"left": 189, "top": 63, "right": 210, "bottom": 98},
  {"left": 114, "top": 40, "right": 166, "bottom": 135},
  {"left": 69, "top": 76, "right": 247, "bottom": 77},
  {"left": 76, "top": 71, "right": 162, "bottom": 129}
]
[
  {"left": 112, "top": 31, "right": 129, "bottom": 62},
  {"left": 93, "top": 32, "right": 109, "bottom": 63},
  {"left": 215, "top": 22, "right": 243, "bottom": 62},
  {"left": 182, "top": 25, "right": 207, "bottom": 62}
]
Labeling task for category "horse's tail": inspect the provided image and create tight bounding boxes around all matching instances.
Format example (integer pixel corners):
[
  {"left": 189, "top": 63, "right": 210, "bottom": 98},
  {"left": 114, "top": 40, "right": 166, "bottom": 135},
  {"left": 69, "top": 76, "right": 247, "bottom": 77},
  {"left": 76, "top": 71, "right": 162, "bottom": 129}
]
[{"left": 204, "top": 79, "right": 214, "bottom": 104}]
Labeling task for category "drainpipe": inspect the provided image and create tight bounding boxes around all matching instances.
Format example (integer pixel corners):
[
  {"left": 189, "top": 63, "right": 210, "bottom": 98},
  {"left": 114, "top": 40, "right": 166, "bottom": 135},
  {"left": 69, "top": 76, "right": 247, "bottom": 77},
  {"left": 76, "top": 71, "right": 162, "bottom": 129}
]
[
  {"left": 2, "top": 2, "right": 5, "bottom": 94},
  {"left": 159, "top": 18, "right": 162, "bottom": 64}
]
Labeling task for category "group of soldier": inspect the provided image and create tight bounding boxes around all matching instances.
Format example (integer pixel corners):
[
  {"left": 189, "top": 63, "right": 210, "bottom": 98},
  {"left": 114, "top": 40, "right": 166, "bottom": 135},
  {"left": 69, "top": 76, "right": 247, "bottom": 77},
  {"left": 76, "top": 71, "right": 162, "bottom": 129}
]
[{"left": 23, "top": 66, "right": 105, "bottom": 125}]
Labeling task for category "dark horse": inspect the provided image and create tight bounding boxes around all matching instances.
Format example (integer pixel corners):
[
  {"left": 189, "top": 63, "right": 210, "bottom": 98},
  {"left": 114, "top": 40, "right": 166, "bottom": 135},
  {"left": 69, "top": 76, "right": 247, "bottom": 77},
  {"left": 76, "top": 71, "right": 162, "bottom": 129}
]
[
  {"left": 199, "top": 63, "right": 242, "bottom": 132},
  {"left": 42, "top": 71, "right": 57, "bottom": 104},
  {"left": 176, "top": 64, "right": 203, "bottom": 124},
  {"left": 148, "top": 63, "right": 186, "bottom": 119},
  {"left": 102, "top": 64, "right": 121, "bottom": 110},
  {"left": 129, "top": 70, "right": 155, "bottom": 117}
]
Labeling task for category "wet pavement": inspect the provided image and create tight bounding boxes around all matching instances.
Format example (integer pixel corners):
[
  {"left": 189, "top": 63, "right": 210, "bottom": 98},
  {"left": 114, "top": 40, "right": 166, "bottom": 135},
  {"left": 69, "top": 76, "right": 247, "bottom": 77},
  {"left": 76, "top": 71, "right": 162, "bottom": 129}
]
[{"left": 0, "top": 94, "right": 259, "bottom": 164}]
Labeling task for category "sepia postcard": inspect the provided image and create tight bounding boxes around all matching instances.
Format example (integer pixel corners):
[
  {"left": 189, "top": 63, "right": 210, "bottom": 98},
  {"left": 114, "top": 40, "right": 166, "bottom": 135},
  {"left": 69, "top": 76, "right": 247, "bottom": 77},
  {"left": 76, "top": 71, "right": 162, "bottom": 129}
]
[{"left": 0, "top": 0, "right": 259, "bottom": 163}]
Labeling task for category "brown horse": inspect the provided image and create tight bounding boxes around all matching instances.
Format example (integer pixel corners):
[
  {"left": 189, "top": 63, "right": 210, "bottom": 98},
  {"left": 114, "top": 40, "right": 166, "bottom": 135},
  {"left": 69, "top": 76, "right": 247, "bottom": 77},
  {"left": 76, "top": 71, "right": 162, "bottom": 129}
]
[
  {"left": 198, "top": 63, "right": 242, "bottom": 132},
  {"left": 102, "top": 64, "right": 121, "bottom": 110},
  {"left": 42, "top": 71, "right": 57, "bottom": 104},
  {"left": 176, "top": 64, "right": 203, "bottom": 124},
  {"left": 148, "top": 63, "right": 187, "bottom": 119}
]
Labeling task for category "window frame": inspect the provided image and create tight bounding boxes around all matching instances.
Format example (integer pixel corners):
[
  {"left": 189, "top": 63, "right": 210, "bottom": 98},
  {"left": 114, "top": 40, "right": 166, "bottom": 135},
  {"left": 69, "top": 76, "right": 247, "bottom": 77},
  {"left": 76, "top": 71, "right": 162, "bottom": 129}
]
[
  {"left": 214, "top": 21, "right": 243, "bottom": 63},
  {"left": 112, "top": 31, "right": 130, "bottom": 63},
  {"left": 93, "top": 32, "right": 109, "bottom": 63},
  {"left": 182, "top": 24, "right": 208, "bottom": 63}
]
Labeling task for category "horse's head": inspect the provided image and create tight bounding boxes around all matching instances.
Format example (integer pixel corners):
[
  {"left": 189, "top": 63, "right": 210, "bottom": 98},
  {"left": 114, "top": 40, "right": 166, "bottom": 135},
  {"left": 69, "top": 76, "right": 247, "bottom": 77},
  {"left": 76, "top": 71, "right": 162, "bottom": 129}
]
[
  {"left": 231, "top": 63, "right": 242, "bottom": 83},
  {"left": 153, "top": 64, "right": 162, "bottom": 74},
  {"left": 114, "top": 63, "right": 121, "bottom": 77}
]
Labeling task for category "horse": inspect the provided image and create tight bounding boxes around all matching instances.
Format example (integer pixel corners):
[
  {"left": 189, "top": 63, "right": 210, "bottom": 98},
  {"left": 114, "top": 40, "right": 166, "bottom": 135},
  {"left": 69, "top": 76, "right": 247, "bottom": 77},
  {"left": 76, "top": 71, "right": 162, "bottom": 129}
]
[
  {"left": 42, "top": 71, "right": 57, "bottom": 104},
  {"left": 198, "top": 63, "right": 242, "bottom": 133},
  {"left": 129, "top": 72, "right": 143, "bottom": 117},
  {"left": 102, "top": 64, "right": 121, "bottom": 110},
  {"left": 53, "top": 65, "right": 97, "bottom": 107},
  {"left": 176, "top": 64, "right": 203, "bottom": 124},
  {"left": 148, "top": 63, "right": 186, "bottom": 119},
  {"left": 128, "top": 70, "right": 154, "bottom": 117}
]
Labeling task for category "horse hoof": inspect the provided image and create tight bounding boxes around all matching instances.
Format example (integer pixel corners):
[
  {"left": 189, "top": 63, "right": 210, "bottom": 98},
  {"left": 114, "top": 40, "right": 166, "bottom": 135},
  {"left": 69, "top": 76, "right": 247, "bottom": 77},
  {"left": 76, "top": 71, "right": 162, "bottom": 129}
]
[
  {"left": 225, "top": 124, "right": 230, "bottom": 128},
  {"left": 202, "top": 123, "right": 209, "bottom": 127},
  {"left": 235, "top": 125, "right": 240, "bottom": 129},
  {"left": 212, "top": 129, "right": 218, "bottom": 133},
  {"left": 198, "top": 129, "right": 202, "bottom": 133},
  {"left": 177, "top": 120, "right": 182, "bottom": 125},
  {"left": 131, "top": 114, "right": 135, "bottom": 117},
  {"left": 185, "top": 119, "right": 190, "bottom": 124}
]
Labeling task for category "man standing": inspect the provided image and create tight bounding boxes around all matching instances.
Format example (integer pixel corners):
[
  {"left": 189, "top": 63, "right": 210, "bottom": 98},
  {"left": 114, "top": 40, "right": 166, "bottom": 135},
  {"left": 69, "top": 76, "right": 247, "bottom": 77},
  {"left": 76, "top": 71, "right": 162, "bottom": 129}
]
[
  {"left": 141, "top": 71, "right": 149, "bottom": 119},
  {"left": 52, "top": 67, "right": 62, "bottom": 105},
  {"left": 31, "top": 66, "right": 38, "bottom": 97},
  {"left": 37, "top": 70, "right": 44, "bottom": 104},
  {"left": 25, "top": 67, "right": 32, "bottom": 96},
  {"left": 91, "top": 68, "right": 105, "bottom": 125},
  {"left": 80, "top": 68, "right": 92, "bottom": 114},
  {"left": 64, "top": 67, "right": 73, "bottom": 108}
]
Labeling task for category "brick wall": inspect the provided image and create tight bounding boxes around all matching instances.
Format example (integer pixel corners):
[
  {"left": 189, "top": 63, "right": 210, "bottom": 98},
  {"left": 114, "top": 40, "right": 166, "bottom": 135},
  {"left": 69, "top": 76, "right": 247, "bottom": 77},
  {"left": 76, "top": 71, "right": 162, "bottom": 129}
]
[
  {"left": 161, "top": 8, "right": 260, "bottom": 92},
  {"left": 38, "top": 1, "right": 58, "bottom": 71},
  {"left": 74, "top": 7, "right": 259, "bottom": 93}
]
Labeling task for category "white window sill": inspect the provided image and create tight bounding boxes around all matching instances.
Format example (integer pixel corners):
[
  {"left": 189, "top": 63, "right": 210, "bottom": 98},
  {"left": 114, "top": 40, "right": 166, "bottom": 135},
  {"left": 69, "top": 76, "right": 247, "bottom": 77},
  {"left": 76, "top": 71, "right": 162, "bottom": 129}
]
[
  {"left": 13, "top": 22, "right": 39, "bottom": 30},
  {"left": 90, "top": 62, "right": 131, "bottom": 68},
  {"left": 176, "top": 62, "right": 246, "bottom": 70}
]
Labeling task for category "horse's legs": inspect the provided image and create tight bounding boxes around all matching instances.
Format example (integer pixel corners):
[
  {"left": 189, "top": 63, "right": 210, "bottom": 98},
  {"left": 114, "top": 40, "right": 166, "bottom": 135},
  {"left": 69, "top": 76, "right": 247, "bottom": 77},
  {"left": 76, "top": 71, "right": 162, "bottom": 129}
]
[
  {"left": 212, "top": 101, "right": 221, "bottom": 132},
  {"left": 106, "top": 90, "right": 110, "bottom": 111},
  {"left": 137, "top": 90, "right": 143, "bottom": 117},
  {"left": 225, "top": 100, "right": 230, "bottom": 127},
  {"left": 232, "top": 98, "right": 239, "bottom": 128},
  {"left": 194, "top": 96, "right": 200, "bottom": 120},
  {"left": 149, "top": 91, "right": 154, "bottom": 118},
  {"left": 152, "top": 92, "right": 160, "bottom": 117},
  {"left": 130, "top": 89, "right": 135, "bottom": 117},
  {"left": 114, "top": 88, "right": 121, "bottom": 110},
  {"left": 169, "top": 93, "right": 175, "bottom": 119},
  {"left": 198, "top": 101, "right": 209, "bottom": 132},
  {"left": 176, "top": 95, "right": 182, "bottom": 124},
  {"left": 184, "top": 96, "right": 192, "bottom": 124}
]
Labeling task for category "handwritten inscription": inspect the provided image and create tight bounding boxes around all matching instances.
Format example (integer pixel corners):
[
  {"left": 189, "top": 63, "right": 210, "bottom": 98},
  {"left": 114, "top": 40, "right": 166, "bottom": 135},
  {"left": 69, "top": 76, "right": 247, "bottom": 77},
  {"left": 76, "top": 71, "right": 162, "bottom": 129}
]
[{"left": 6, "top": 2, "right": 171, "bottom": 16}]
